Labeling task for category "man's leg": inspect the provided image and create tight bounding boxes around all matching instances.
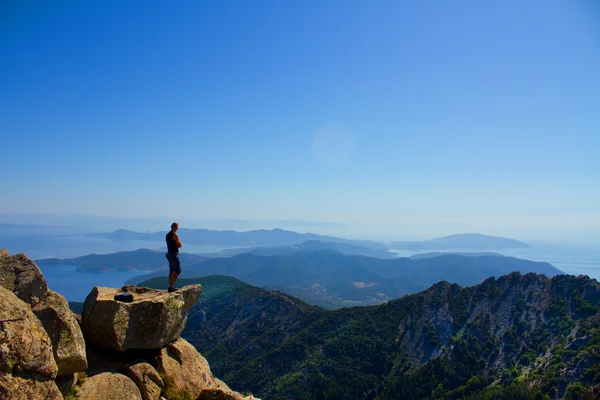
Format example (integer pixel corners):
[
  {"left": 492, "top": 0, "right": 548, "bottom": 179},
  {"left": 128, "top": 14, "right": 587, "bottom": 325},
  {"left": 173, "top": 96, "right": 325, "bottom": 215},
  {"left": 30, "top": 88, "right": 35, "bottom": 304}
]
[
  {"left": 167, "top": 253, "right": 176, "bottom": 290},
  {"left": 171, "top": 256, "right": 181, "bottom": 289}
]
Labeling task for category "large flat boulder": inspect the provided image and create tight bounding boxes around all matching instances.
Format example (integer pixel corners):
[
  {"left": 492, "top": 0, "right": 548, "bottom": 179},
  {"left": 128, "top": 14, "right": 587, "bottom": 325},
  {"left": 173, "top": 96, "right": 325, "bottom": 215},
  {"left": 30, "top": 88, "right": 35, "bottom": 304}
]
[
  {"left": 33, "top": 290, "right": 88, "bottom": 375},
  {"left": 75, "top": 372, "right": 143, "bottom": 400},
  {"left": 0, "top": 251, "right": 47, "bottom": 306},
  {"left": 81, "top": 284, "right": 201, "bottom": 351},
  {"left": 0, "top": 371, "right": 62, "bottom": 400},
  {"left": 155, "top": 338, "right": 228, "bottom": 399},
  {"left": 126, "top": 362, "right": 163, "bottom": 400},
  {"left": 0, "top": 286, "right": 58, "bottom": 379}
]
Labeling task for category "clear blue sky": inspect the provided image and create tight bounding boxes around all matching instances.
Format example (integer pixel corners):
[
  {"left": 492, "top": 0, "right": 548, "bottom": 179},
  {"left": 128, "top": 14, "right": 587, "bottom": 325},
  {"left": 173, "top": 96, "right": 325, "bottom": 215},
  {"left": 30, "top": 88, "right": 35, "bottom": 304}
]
[{"left": 1, "top": 0, "right": 599, "bottom": 240}]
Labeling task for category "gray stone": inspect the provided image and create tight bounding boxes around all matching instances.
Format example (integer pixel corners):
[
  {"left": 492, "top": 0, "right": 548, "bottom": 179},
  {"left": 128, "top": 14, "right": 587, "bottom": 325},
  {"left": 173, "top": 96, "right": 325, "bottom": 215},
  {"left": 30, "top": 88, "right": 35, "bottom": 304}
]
[
  {"left": 0, "top": 251, "right": 47, "bottom": 306},
  {"left": 75, "top": 372, "right": 143, "bottom": 400},
  {"left": 155, "top": 338, "right": 227, "bottom": 399},
  {"left": 33, "top": 290, "right": 88, "bottom": 375},
  {"left": 198, "top": 388, "right": 247, "bottom": 400},
  {"left": 81, "top": 284, "right": 201, "bottom": 351},
  {"left": 0, "top": 371, "right": 62, "bottom": 400},
  {"left": 126, "top": 362, "right": 163, "bottom": 400},
  {"left": 0, "top": 286, "right": 58, "bottom": 379}
]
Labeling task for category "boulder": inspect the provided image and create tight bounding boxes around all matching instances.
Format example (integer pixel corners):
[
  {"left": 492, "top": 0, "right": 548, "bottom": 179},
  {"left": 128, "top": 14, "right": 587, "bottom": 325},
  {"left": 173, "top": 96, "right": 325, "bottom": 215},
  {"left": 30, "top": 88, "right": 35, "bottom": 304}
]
[
  {"left": 198, "top": 388, "right": 247, "bottom": 400},
  {"left": 126, "top": 362, "right": 163, "bottom": 400},
  {"left": 155, "top": 338, "right": 227, "bottom": 399},
  {"left": 0, "top": 371, "right": 62, "bottom": 400},
  {"left": 55, "top": 372, "right": 78, "bottom": 397},
  {"left": 75, "top": 372, "right": 143, "bottom": 400},
  {"left": 0, "top": 252, "right": 47, "bottom": 306},
  {"left": 0, "top": 286, "right": 58, "bottom": 378},
  {"left": 33, "top": 290, "right": 88, "bottom": 375},
  {"left": 81, "top": 284, "right": 201, "bottom": 351}
]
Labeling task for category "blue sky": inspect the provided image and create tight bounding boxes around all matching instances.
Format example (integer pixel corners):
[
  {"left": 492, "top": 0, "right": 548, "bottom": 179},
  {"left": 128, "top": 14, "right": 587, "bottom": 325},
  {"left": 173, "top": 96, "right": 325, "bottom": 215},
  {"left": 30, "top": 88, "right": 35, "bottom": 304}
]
[{"left": 1, "top": 0, "right": 599, "bottom": 240}]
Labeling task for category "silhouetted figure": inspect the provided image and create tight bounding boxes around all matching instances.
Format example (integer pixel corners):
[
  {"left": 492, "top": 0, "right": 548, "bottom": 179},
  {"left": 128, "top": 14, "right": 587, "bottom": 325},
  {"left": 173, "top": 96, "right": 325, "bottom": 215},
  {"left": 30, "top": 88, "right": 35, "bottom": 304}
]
[{"left": 165, "top": 222, "right": 183, "bottom": 292}]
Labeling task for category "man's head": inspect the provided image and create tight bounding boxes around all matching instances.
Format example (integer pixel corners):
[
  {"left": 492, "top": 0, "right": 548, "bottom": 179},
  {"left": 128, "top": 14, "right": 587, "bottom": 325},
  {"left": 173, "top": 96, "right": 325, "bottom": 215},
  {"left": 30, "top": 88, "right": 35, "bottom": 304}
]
[{"left": 171, "top": 222, "right": 179, "bottom": 232}]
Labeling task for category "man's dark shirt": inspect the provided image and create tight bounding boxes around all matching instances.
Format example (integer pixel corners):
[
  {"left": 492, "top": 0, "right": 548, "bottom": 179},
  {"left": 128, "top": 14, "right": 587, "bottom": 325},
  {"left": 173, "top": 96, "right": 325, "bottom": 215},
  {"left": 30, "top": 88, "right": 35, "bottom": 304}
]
[{"left": 166, "top": 232, "right": 179, "bottom": 254}]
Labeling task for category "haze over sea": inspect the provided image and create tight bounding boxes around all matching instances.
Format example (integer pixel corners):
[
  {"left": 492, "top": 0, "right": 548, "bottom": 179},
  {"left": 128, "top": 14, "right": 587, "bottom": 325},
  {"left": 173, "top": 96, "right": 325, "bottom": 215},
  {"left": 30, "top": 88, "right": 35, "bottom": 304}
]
[{"left": 2, "top": 225, "right": 597, "bottom": 301}]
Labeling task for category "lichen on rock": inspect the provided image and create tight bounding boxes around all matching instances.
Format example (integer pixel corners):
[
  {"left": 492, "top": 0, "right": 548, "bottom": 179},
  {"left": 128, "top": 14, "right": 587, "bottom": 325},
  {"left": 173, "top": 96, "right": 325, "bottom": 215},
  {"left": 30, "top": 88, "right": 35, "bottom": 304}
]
[
  {"left": 81, "top": 284, "right": 201, "bottom": 351},
  {"left": 0, "top": 286, "right": 58, "bottom": 379},
  {"left": 33, "top": 290, "right": 88, "bottom": 375},
  {"left": 0, "top": 251, "right": 48, "bottom": 306},
  {"left": 75, "top": 372, "right": 143, "bottom": 400}
]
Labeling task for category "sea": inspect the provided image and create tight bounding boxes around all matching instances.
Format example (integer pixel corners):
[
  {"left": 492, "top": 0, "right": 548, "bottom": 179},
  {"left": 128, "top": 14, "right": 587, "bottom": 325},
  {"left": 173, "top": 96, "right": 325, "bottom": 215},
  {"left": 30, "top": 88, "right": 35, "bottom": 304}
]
[
  {"left": 0, "top": 226, "right": 242, "bottom": 301},
  {"left": 390, "top": 241, "right": 600, "bottom": 282},
  {"left": 2, "top": 226, "right": 598, "bottom": 302}
]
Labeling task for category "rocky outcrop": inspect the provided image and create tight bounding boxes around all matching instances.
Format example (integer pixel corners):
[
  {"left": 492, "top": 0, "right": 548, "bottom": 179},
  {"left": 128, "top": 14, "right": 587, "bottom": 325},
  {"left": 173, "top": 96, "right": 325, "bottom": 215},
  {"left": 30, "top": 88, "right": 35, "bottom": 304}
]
[
  {"left": 155, "top": 338, "right": 231, "bottom": 398},
  {"left": 75, "top": 372, "right": 143, "bottom": 400},
  {"left": 81, "top": 284, "right": 201, "bottom": 351},
  {"left": 0, "top": 251, "right": 48, "bottom": 306},
  {"left": 0, "top": 252, "right": 88, "bottom": 398},
  {"left": 126, "top": 362, "right": 163, "bottom": 400},
  {"left": 0, "top": 286, "right": 58, "bottom": 378},
  {"left": 33, "top": 290, "right": 88, "bottom": 375},
  {"left": 1, "top": 250, "right": 253, "bottom": 400}
]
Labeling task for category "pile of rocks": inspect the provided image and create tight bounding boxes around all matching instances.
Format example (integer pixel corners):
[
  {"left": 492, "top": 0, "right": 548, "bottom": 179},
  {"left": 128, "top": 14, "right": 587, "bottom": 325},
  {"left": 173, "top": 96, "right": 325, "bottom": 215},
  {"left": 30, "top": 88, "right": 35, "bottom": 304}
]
[{"left": 0, "top": 250, "right": 256, "bottom": 400}]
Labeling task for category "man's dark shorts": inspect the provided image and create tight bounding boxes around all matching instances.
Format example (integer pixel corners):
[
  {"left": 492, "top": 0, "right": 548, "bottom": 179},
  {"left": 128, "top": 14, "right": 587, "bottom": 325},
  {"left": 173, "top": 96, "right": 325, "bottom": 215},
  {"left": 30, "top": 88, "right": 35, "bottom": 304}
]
[{"left": 166, "top": 252, "right": 181, "bottom": 274}]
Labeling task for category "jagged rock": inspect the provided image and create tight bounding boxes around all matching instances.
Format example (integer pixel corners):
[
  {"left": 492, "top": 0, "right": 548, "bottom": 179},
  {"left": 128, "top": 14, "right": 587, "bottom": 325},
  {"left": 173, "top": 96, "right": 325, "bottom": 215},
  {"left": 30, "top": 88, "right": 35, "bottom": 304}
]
[
  {"left": 33, "top": 290, "right": 88, "bottom": 375},
  {"left": 0, "top": 251, "right": 47, "bottom": 306},
  {"left": 0, "top": 371, "right": 62, "bottom": 400},
  {"left": 198, "top": 388, "right": 247, "bottom": 400},
  {"left": 155, "top": 338, "right": 227, "bottom": 398},
  {"left": 75, "top": 372, "right": 143, "bottom": 400},
  {"left": 0, "top": 286, "right": 58, "bottom": 378},
  {"left": 81, "top": 284, "right": 201, "bottom": 351},
  {"left": 126, "top": 362, "right": 163, "bottom": 400}
]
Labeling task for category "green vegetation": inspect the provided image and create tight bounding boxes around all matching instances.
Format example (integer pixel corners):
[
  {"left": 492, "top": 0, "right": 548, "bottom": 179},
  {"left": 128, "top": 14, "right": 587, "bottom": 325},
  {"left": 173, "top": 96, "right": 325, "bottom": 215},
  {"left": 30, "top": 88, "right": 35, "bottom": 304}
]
[
  {"left": 64, "top": 386, "right": 78, "bottom": 400},
  {"left": 160, "top": 372, "right": 194, "bottom": 400},
  {"left": 143, "top": 273, "right": 600, "bottom": 400}
]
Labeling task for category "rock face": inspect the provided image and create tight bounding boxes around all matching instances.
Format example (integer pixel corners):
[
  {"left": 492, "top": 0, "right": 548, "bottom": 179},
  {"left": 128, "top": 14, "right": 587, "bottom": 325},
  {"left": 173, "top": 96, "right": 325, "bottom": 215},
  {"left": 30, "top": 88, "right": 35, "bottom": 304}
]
[
  {"left": 0, "top": 285, "right": 63, "bottom": 399},
  {"left": 0, "top": 286, "right": 58, "bottom": 379},
  {"left": 33, "top": 290, "right": 88, "bottom": 375},
  {"left": 0, "top": 371, "right": 62, "bottom": 400},
  {"left": 155, "top": 338, "right": 230, "bottom": 399},
  {"left": 0, "top": 251, "right": 48, "bottom": 306},
  {"left": 126, "top": 362, "right": 163, "bottom": 400},
  {"left": 81, "top": 284, "right": 201, "bottom": 351},
  {"left": 75, "top": 372, "right": 143, "bottom": 400}
]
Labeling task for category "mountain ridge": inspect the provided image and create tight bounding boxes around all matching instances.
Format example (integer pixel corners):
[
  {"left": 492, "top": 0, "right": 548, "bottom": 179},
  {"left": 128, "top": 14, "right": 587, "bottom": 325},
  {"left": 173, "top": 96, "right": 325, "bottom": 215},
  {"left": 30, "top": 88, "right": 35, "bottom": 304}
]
[
  {"left": 140, "top": 272, "right": 600, "bottom": 399},
  {"left": 130, "top": 251, "right": 562, "bottom": 308}
]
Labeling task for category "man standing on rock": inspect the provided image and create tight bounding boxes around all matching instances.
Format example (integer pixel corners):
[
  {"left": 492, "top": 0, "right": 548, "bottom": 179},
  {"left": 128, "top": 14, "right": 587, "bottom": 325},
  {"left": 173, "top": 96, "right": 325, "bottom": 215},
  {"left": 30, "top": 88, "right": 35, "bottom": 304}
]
[{"left": 166, "top": 222, "right": 183, "bottom": 292}]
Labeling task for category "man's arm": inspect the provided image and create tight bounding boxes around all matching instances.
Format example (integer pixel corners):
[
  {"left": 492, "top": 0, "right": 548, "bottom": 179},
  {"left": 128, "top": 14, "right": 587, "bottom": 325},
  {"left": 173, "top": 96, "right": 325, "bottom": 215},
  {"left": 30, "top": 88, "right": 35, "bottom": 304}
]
[{"left": 173, "top": 233, "right": 183, "bottom": 248}]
